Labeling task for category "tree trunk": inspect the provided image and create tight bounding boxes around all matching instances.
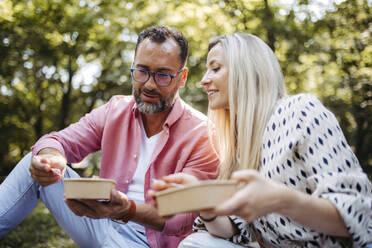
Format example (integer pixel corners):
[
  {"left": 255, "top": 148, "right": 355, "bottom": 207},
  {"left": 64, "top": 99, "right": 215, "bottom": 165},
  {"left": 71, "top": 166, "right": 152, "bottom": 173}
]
[
  {"left": 264, "top": 0, "right": 276, "bottom": 51},
  {"left": 59, "top": 56, "right": 73, "bottom": 130}
]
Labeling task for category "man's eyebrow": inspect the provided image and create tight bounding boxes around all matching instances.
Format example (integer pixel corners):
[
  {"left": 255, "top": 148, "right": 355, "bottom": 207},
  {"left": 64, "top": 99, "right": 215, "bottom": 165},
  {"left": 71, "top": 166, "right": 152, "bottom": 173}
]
[
  {"left": 135, "top": 64, "right": 150, "bottom": 70},
  {"left": 134, "top": 64, "right": 173, "bottom": 72},
  {"left": 157, "top": 67, "right": 173, "bottom": 72}
]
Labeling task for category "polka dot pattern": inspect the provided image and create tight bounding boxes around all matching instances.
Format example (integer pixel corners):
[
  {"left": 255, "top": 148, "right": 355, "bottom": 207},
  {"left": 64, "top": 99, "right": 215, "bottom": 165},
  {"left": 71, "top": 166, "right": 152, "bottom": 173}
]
[{"left": 193, "top": 94, "right": 372, "bottom": 247}]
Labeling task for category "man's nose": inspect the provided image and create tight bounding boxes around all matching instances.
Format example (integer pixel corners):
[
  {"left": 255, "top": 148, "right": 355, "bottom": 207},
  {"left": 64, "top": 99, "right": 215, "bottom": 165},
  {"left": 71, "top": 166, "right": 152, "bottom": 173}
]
[{"left": 144, "top": 73, "right": 158, "bottom": 90}]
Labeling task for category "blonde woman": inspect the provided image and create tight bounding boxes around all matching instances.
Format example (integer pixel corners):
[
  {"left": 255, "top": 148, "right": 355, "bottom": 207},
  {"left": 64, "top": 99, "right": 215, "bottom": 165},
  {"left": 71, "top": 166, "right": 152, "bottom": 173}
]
[{"left": 152, "top": 33, "right": 371, "bottom": 247}]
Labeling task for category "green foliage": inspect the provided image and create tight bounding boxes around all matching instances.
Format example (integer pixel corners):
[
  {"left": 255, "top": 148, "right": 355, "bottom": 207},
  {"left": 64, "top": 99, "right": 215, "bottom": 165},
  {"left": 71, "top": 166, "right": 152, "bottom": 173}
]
[
  {"left": 0, "top": 1, "right": 370, "bottom": 173},
  {"left": 0, "top": 201, "right": 76, "bottom": 248},
  {"left": 311, "top": 0, "right": 372, "bottom": 170},
  {"left": 0, "top": 0, "right": 370, "bottom": 178}
]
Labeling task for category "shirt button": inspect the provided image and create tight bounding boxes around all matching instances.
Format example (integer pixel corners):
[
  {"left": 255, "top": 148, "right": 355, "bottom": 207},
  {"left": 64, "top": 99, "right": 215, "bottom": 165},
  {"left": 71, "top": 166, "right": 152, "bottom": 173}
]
[
  {"left": 133, "top": 154, "right": 137, "bottom": 158},
  {"left": 126, "top": 179, "right": 130, "bottom": 184}
]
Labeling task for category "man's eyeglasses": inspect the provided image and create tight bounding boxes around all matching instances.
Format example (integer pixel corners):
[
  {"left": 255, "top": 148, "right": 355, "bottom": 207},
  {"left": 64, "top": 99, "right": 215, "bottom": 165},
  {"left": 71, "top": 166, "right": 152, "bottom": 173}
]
[{"left": 130, "top": 68, "right": 183, "bottom": 87}]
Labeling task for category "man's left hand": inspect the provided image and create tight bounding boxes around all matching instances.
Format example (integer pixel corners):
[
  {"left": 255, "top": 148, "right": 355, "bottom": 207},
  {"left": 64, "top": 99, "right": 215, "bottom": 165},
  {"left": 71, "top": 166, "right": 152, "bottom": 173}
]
[{"left": 65, "top": 188, "right": 132, "bottom": 219}]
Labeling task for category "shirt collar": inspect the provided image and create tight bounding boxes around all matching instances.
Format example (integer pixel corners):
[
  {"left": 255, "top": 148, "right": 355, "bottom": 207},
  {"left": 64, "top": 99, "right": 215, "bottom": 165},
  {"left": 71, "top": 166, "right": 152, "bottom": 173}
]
[{"left": 131, "top": 96, "right": 185, "bottom": 128}]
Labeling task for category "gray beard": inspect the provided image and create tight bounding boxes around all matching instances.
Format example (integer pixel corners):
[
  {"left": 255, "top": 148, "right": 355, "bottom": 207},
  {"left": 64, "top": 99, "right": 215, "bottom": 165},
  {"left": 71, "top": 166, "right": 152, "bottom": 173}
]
[{"left": 133, "top": 87, "right": 176, "bottom": 114}]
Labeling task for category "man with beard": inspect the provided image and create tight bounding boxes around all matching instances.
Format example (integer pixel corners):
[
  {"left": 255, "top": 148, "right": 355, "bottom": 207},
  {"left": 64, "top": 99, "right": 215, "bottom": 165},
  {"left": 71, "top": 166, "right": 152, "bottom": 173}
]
[{"left": 0, "top": 26, "right": 219, "bottom": 248}]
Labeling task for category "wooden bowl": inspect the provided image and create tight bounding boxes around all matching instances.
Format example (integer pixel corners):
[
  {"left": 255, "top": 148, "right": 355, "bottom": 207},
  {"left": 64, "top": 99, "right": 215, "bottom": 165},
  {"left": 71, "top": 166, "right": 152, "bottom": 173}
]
[{"left": 64, "top": 178, "right": 116, "bottom": 200}]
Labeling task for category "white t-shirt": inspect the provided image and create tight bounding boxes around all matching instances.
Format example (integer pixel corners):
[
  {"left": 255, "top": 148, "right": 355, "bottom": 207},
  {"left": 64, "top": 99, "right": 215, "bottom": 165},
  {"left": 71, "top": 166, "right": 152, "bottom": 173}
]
[{"left": 126, "top": 117, "right": 162, "bottom": 233}]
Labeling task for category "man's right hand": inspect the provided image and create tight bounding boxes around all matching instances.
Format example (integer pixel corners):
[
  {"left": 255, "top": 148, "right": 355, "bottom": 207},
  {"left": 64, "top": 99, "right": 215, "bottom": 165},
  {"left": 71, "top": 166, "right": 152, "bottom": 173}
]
[{"left": 30, "top": 148, "right": 67, "bottom": 186}]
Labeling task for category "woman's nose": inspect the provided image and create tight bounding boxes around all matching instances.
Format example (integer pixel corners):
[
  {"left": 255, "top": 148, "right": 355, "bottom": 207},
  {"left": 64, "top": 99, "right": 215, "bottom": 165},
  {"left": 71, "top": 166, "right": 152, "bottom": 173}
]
[{"left": 200, "top": 73, "right": 211, "bottom": 87}]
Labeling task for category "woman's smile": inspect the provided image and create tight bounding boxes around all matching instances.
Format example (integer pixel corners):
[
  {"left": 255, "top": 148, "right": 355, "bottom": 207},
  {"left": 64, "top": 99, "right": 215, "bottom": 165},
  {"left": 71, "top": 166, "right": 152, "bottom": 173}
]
[
  {"left": 206, "top": 89, "right": 219, "bottom": 98},
  {"left": 201, "top": 43, "right": 229, "bottom": 110}
]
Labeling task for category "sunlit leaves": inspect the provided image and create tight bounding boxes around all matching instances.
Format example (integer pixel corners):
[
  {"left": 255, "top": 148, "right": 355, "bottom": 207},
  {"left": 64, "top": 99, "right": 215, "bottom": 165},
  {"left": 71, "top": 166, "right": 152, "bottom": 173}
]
[
  {"left": 0, "top": 0, "right": 370, "bottom": 176},
  {"left": 0, "top": 0, "right": 14, "bottom": 22}
]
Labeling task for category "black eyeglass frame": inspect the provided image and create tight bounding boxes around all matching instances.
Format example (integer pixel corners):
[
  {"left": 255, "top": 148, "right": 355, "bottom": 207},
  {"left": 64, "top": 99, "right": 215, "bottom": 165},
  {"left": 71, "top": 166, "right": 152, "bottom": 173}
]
[{"left": 130, "top": 68, "right": 184, "bottom": 87}]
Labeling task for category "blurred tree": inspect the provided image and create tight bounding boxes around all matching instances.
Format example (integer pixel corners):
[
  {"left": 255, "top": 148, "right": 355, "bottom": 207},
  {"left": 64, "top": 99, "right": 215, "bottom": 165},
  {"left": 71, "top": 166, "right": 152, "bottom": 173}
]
[
  {"left": 217, "top": 0, "right": 371, "bottom": 171},
  {"left": 0, "top": 0, "right": 145, "bottom": 177},
  {"left": 0, "top": 0, "right": 235, "bottom": 177},
  {"left": 310, "top": 0, "right": 372, "bottom": 170}
]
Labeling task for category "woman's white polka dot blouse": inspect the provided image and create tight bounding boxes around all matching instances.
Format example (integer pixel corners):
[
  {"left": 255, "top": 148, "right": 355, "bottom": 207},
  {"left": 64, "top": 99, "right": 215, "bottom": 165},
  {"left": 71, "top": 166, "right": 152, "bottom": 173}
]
[{"left": 193, "top": 94, "right": 372, "bottom": 247}]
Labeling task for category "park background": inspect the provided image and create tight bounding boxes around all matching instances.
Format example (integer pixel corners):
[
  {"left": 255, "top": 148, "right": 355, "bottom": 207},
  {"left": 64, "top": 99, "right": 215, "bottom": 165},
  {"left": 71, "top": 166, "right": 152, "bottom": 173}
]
[{"left": 0, "top": 0, "right": 371, "bottom": 246}]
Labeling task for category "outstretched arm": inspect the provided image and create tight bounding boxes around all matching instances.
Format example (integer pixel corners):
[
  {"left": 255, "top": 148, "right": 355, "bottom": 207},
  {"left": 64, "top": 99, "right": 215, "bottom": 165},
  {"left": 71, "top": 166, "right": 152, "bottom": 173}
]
[{"left": 213, "top": 170, "right": 350, "bottom": 237}]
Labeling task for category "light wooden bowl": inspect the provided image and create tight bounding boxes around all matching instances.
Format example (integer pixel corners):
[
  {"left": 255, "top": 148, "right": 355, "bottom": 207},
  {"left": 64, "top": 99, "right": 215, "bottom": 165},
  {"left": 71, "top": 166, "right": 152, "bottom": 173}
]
[
  {"left": 155, "top": 180, "right": 237, "bottom": 216},
  {"left": 64, "top": 178, "right": 116, "bottom": 200}
]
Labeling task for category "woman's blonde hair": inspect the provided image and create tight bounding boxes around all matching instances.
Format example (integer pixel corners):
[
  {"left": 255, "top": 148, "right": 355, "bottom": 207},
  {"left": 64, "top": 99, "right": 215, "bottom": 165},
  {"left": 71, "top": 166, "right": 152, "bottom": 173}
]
[{"left": 207, "top": 33, "right": 287, "bottom": 179}]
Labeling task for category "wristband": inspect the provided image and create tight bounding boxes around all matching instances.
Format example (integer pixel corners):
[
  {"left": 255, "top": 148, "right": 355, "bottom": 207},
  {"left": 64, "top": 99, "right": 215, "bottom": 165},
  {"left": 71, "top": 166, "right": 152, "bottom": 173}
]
[
  {"left": 199, "top": 214, "right": 217, "bottom": 222},
  {"left": 113, "top": 200, "right": 136, "bottom": 224}
]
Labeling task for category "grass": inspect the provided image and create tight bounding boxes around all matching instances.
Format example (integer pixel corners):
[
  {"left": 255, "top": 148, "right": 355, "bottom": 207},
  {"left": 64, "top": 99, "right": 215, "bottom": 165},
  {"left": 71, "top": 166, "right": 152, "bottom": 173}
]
[{"left": 0, "top": 201, "right": 77, "bottom": 248}]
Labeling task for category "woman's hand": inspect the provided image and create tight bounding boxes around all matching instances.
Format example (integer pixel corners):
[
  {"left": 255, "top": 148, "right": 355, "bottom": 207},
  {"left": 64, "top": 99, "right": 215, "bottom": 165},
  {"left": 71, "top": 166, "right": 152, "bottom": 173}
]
[
  {"left": 150, "top": 173, "right": 199, "bottom": 194},
  {"left": 148, "top": 173, "right": 199, "bottom": 211},
  {"left": 215, "top": 169, "right": 350, "bottom": 237},
  {"left": 214, "top": 169, "right": 287, "bottom": 222},
  {"left": 155, "top": 173, "right": 199, "bottom": 188}
]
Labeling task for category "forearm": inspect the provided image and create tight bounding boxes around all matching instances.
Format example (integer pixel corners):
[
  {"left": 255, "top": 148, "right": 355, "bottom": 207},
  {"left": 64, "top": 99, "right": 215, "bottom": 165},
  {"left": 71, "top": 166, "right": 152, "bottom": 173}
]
[
  {"left": 199, "top": 212, "right": 237, "bottom": 239},
  {"left": 131, "top": 203, "right": 166, "bottom": 231},
  {"left": 37, "top": 148, "right": 65, "bottom": 157},
  {"left": 202, "top": 215, "right": 237, "bottom": 239},
  {"left": 278, "top": 187, "right": 350, "bottom": 237}
]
